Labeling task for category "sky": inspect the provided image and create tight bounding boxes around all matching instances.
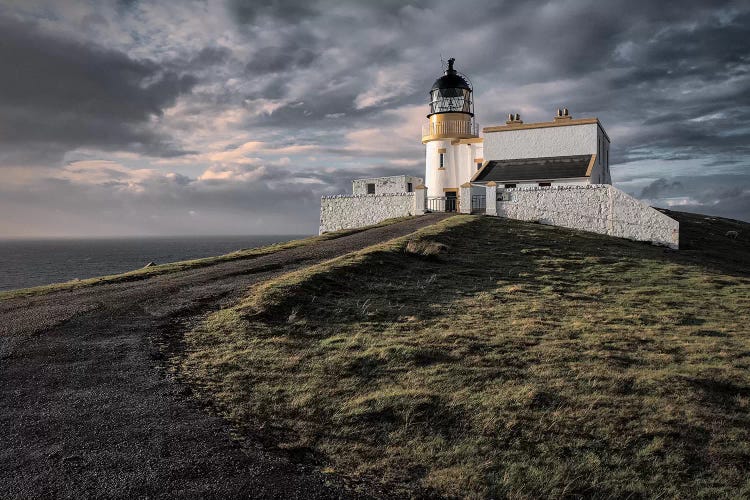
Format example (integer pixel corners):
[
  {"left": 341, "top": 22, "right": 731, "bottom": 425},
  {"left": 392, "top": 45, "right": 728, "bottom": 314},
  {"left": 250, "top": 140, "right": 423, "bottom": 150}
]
[{"left": 1, "top": 0, "right": 748, "bottom": 237}]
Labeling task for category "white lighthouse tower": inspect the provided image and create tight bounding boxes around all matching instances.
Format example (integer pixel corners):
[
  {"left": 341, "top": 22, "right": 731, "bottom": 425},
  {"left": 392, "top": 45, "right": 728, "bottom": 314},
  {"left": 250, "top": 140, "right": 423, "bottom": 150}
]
[{"left": 422, "top": 58, "right": 483, "bottom": 210}]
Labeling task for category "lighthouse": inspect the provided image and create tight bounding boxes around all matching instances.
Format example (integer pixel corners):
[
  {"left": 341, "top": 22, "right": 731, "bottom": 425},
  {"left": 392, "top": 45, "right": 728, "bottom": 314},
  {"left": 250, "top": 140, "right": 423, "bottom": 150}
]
[
  {"left": 422, "top": 58, "right": 483, "bottom": 209},
  {"left": 320, "top": 57, "right": 677, "bottom": 249}
]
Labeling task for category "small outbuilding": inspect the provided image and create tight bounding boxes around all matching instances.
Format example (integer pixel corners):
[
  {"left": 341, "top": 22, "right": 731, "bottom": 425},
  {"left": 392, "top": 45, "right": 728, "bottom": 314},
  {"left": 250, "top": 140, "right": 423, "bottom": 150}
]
[{"left": 352, "top": 175, "right": 423, "bottom": 195}]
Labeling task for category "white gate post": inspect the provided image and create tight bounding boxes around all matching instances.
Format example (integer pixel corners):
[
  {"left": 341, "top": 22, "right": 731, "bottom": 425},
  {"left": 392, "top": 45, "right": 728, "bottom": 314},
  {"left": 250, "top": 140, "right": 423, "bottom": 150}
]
[
  {"left": 459, "top": 182, "right": 472, "bottom": 214},
  {"left": 485, "top": 181, "right": 497, "bottom": 216},
  {"left": 414, "top": 184, "right": 427, "bottom": 215}
]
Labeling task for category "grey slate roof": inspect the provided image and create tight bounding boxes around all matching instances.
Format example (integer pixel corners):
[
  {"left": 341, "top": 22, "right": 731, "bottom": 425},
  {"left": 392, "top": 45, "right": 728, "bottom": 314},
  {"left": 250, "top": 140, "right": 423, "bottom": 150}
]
[{"left": 473, "top": 154, "right": 592, "bottom": 183}]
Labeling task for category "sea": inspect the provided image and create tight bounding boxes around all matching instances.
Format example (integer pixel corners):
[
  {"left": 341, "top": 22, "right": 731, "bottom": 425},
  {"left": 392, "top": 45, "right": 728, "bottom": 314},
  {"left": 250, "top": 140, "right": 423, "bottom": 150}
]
[{"left": 0, "top": 235, "right": 307, "bottom": 292}]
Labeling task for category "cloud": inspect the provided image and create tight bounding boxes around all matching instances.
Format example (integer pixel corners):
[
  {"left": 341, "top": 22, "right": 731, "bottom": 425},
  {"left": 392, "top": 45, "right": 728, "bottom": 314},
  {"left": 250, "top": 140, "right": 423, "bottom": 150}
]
[
  {"left": 637, "top": 175, "right": 750, "bottom": 221},
  {"left": 639, "top": 179, "right": 685, "bottom": 199},
  {"left": 0, "top": 154, "right": 417, "bottom": 236},
  {"left": 227, "top": 0, "right": 317, "bottom": 24},
  {"left": 0, "top": 12, "right": 196, "bottom": 163},
  {"left": 2, "top": 0, "right": 750, "bottom": 235},
  {"left": 354, "top": 64, "right": 417, "bottom": 110}
]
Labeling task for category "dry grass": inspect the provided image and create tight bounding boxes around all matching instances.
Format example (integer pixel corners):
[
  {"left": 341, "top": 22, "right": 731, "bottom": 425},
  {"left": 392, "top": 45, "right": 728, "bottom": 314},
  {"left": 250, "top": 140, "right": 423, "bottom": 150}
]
[
  {"left": 405, "top": 238, "right": 448, "bottom": 259},
  {"left": 177, "top": 213, "right": 750, "bottom": 498}
]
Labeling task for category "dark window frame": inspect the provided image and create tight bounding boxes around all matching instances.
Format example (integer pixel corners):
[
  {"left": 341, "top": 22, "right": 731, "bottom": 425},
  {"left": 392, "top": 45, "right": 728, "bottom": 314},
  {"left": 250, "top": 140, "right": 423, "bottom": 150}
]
[{"left": 366, "top": 183, "right": 375, "bottom": 194}]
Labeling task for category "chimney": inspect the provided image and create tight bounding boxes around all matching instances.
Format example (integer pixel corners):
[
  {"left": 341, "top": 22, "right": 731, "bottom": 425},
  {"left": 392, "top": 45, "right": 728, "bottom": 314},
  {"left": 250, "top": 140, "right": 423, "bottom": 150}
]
[
  {"left": 554, "top": 107, "right": 572, "bottom": 121},
  {"left": 506, "top": 112, "right": 523, "bottom": 125}
]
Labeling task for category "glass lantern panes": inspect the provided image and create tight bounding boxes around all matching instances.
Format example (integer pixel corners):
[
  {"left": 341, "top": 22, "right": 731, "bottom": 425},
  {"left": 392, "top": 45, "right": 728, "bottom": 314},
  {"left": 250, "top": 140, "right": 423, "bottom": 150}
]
[{"left": 430, "top": 88, "right": 473, "bottom": 115}]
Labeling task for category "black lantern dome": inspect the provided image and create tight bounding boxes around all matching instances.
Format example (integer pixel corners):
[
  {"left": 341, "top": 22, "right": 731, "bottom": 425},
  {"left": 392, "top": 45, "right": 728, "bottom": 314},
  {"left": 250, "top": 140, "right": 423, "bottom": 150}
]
[{"left": 428, "top": 58, "right": 474, "bottom": 117}]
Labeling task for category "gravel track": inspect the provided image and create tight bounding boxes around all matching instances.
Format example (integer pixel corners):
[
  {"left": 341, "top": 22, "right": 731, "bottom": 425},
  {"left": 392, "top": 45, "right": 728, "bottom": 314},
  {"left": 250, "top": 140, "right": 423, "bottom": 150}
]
[{"left": 0, "top": 214, "right": 450, "bottom": 499}]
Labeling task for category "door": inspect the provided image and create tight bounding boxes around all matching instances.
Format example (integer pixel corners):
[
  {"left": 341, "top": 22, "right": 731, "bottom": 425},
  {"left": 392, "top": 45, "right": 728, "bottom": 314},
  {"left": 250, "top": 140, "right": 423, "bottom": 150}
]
[{"left": 445, "top": 191, "right": 457, "bottom": 212}]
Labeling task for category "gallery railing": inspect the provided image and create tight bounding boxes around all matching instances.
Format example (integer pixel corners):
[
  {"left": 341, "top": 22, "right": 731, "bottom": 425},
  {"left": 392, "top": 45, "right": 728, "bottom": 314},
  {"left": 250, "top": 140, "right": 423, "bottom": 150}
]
[
  {"left": 421, "top": 119, "right": 479, "bottom": 140},
  {"left": 427, "top": 196, "right": 458, "bottom": 212}
]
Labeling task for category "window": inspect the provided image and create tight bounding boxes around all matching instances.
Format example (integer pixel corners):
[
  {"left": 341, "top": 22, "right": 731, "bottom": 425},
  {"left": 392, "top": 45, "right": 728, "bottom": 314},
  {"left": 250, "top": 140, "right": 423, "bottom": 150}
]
[
  {"left": 439, "top": 153, "right": 445, "bottom": 168},
  {"left": 367, "top": 183, "right": 375, "bottom": 194},
  {"left": 504, "top": 183, "right": 516, "bottom": 188},
  {"left": 407, "top": 182, "right": 413, "bottom": 192},
  {"left": 538, "top": 182, "right": 551, "bottom": 187},
  {"left": 476, "top": 162, "right": 482, "bottom": 170}
]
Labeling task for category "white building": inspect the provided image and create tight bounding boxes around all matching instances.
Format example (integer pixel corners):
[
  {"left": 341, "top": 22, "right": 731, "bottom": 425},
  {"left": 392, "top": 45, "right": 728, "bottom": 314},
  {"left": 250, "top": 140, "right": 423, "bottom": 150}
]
[
  {"left": 422, "top": 59, "right": 611, "bottom": 210},
  {"left": 474, "top": 113, "right": 611, "bottom": 187}
]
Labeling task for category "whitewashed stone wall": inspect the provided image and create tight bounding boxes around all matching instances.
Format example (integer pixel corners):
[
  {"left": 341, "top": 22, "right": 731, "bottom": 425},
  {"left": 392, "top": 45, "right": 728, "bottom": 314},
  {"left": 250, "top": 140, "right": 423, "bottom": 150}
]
[
  {"left": 490, "top": 185, "right": 679, "bottom": 248},
  {"left": 320, "top": 193, "right": 416, "bottom": 234}
]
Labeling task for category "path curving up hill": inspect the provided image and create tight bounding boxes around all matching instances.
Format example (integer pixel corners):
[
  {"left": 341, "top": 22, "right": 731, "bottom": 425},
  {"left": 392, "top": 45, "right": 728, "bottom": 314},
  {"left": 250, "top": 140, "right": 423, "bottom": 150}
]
[{"left": 0, "top": 214, "right": 450, "bottom": 499}]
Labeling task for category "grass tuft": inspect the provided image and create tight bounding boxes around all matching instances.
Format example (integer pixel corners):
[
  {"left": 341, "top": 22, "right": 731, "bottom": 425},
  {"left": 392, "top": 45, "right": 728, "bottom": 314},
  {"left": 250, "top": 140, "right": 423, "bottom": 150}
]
[{"left": 404, "top": 239, "right": 448, "bottom": 259}]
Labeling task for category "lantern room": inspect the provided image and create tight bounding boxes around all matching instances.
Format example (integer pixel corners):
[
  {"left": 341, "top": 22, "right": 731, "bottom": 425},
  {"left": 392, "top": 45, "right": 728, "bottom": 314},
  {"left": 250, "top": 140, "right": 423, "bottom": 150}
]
[
  {"left": 422, "top": 58, "right": 478, "bottom": 143},
  {"left": 428, "top": 58, "right": 474, "bottom": 116}
]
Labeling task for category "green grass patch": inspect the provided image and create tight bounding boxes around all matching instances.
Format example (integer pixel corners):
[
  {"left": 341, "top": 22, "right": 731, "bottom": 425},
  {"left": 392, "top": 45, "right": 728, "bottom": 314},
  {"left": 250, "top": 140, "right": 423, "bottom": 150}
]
[
  {"left": 0, "top": 217, "right": 413, "bottom": 300},
  {"left": 178, "top": 214, "right": 750, "bottom": 498}
]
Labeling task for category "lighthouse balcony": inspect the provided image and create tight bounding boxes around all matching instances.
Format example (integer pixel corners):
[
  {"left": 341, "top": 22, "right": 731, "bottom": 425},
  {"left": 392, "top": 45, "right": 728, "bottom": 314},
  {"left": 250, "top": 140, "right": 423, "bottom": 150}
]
[{"left": 422, "top": 118, "right": 479, "bottom": 143}]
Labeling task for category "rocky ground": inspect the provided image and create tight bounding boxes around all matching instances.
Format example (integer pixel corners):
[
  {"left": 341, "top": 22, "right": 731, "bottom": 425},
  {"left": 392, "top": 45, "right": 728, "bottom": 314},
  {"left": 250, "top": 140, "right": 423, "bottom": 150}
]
[{"left": 0, "top": 214, "right": 449, "bottom": 499}]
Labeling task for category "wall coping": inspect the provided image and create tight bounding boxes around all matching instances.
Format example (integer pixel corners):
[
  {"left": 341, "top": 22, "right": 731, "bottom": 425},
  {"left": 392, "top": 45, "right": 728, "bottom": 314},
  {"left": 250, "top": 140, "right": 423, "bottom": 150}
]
[
  {"left": 321, "top": 192, "right": 416, "bottom": 200},
  {"left": 352, "top": 175, "right": 423, "bottom": 182},
  {"left": 494, "top": 184, "right": 610, "bottom": 192}
]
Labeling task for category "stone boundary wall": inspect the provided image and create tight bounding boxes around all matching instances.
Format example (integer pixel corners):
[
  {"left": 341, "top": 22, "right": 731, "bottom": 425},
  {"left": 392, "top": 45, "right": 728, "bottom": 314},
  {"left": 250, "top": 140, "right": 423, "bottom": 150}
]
[
  {"left": 320, "top": 193, "right": 416, "bottom": 234},
  {"left": 487, "top": 184, "right": 679, "bottom": 248}
]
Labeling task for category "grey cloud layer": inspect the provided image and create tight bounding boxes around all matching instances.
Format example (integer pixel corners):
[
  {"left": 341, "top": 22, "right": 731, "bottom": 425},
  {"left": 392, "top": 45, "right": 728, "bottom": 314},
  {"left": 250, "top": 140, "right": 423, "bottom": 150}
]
[
  {"left": 1, "top": 0, "right": 749, "bottom": 237},
  {"left": 0, "top": 160, "right": 409, "bottom": 236},
  {"left": 0, "top": 12, "right": 196, "bottom": 162},
  {"left": 637, "top": 175, "right": 750, "bottom": 221},
  {"left": 229, "top": 0, "right": 750, "bottom": 164}
]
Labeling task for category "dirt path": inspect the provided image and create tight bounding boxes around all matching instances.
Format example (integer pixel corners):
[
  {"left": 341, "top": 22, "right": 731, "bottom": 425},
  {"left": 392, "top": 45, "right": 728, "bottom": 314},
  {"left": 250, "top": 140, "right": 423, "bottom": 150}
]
[{"left": 0, "top": 214, "right": 450, "bottom": 499}]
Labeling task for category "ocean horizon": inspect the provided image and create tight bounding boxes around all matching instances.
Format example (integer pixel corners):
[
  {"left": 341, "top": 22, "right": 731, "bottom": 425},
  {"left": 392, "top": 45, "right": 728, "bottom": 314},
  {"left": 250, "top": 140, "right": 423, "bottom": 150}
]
[{"left": 0, "top": 234, "right": 308, "bottom": 292}]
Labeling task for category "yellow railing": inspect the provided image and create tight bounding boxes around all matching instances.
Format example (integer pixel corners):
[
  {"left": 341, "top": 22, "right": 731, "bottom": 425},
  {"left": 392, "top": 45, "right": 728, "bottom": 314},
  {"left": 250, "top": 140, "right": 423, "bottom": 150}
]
[{"left": 422, "top": 119, "right": 478, "bottom": 140}]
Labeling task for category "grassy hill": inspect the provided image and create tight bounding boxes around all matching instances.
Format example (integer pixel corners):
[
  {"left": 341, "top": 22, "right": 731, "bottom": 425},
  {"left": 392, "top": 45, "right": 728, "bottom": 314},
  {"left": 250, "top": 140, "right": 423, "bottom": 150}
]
[{"left": 175, "top": 211, "right": 750, "bottom": 498}]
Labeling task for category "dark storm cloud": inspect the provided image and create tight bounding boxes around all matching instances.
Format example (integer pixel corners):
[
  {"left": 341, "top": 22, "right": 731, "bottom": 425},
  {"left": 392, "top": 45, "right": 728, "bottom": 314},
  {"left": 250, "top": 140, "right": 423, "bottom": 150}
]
[
  {"left": 597, "top": 8, "right": 750, "bottom": 163},
  {"left": 225, "top": 0, "right": 750, "bottom": 223},
  {"left": 637, "top": 175, "right": 750, "bottom": 221},
  {"left": 640, "top": 179, "right": 686, "bottom": 199},
  {"left": 245, "top": 30, "right": 319, "bottom": 74},
  {"left": 0, "top": 14, "right": 196, "bottom": 161},
  {"left": 227, "top": 0, "right": 316, "bottom": 24},
  {"left": 177, "top": 46, "right": 233, "bottom": 70},
  {"left": 226, "top": 0, "right": 750, "bottom": 154},
  {"left": 2, "top": 0, "right": 750, "bottom": 236}
]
